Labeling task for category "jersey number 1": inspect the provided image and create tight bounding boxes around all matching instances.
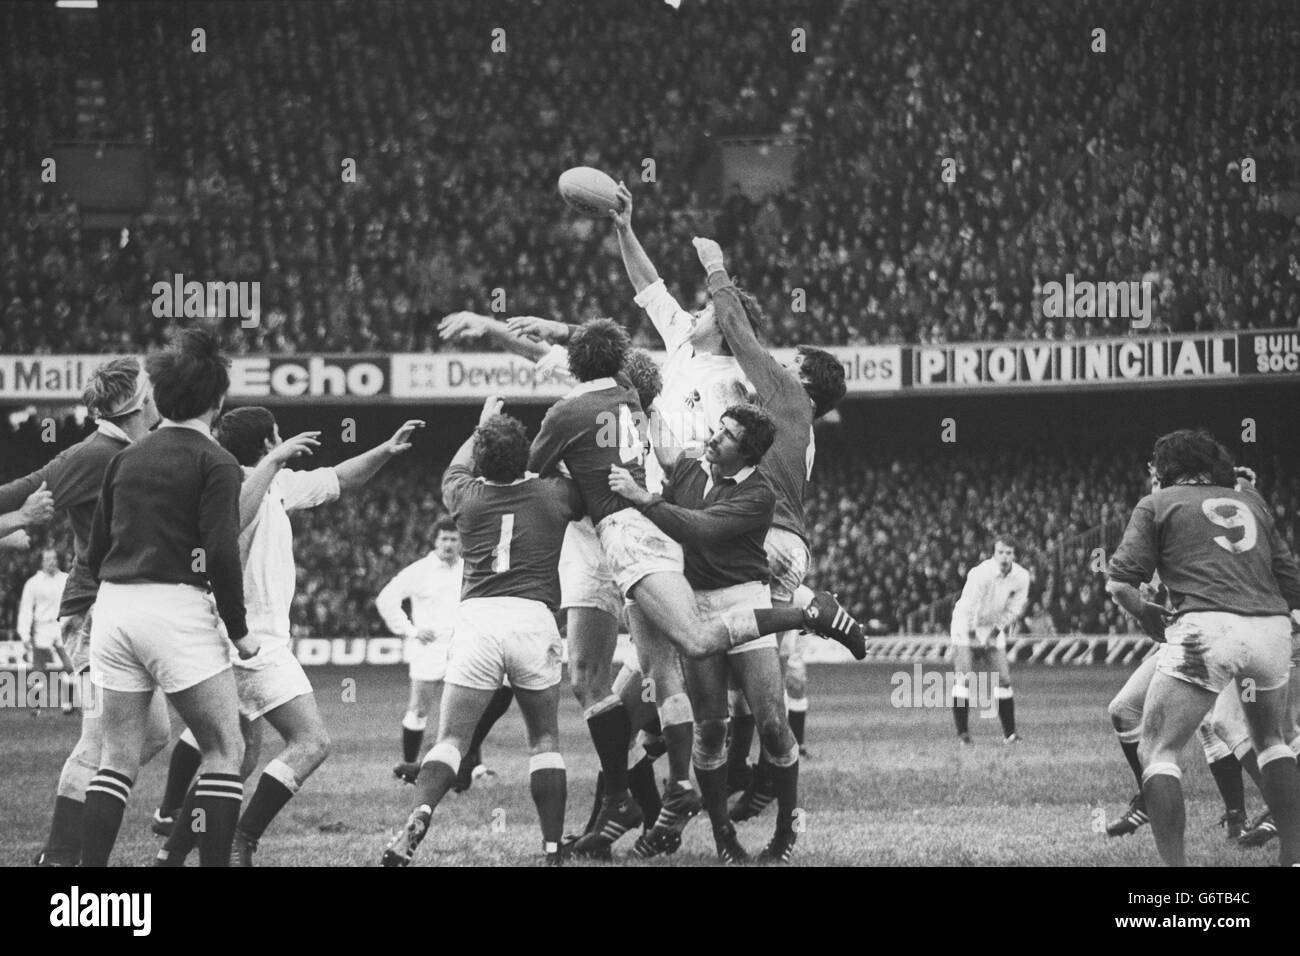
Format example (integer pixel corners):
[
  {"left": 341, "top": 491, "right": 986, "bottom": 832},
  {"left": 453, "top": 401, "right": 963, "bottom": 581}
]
[{"left": 493, "top": 514, "right": 515, "bottom": 573}]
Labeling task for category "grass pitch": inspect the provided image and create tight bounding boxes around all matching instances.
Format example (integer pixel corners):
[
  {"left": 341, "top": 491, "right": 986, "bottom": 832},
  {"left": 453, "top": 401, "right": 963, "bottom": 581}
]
[{"left": 0, "top": 663, "right": 1278, "bottom": 867}]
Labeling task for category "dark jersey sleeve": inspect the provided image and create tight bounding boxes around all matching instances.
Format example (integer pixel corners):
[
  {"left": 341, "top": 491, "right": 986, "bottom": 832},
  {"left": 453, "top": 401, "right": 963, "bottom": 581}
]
[
  {"left": 442, "top": 463, "right": 477, "bottom": 513},
  {"left": 528, "top": 403, "right": 575, "bottom": 479},
  {"left": 1107, "top": 495, "right": 1158, "bottom": 585},
  {"left": 86, "top": 456, "right": 119, "bottom": 581},
  {"left": 198, "top": 457, "right": 248, "bottom": 642},
  {"left": 708, "top": 269, "right": 790, "bottom": 402},
  {"left": 0, "top": 463, "right": 52, "bottom": 514},
  {"left": 1269, "top": 524, "right": 1300, "bottom": 609},
  {"left": 643, "top": 479, "right": 776, "bottom": 546}
]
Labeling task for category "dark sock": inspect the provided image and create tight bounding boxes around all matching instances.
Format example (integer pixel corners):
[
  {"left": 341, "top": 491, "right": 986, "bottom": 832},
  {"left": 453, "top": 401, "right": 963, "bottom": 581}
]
[
  {"left": 628, "top": 755, "right": 661, "bottom": 826},
  {"left": 401, "top": 727, "right": 424, "bottom": 764},
  {"left": 953, "top": 699, "right": 970, "bottom": 736},
  {"left": 695, "top": 764, "right": 729, "bottom": 831},
  {"left": 237, "top": 772, "right": 295, "bottom": 842},
  {"left": 753, "top": 607, "right": 805, "bottom": 639},
  {"left": 467, "top": 687, "right": 514, "bottom": 757},
  {"left": 788, "top": 708, "right": 807, "bottom": 748},
  {"left": 641, "top": 714, "right": 662, "bottom": 737},
  {"left": 997, "top": 694, "right": 1016, "bottom": 738},
  {"left": 1208, "top": 754, "right": 1245, "bottom": 814},
  {"left": 414, "top": 759, "right": 458, "bottom": 812},
  {"left": 586, "top": 706, "right": 631, "bottom": 795},
  {"left": 43, "top": 795, "right": 84, "bottom": 862},
  {"left": 663, "top": 721, "right": 693, "bottom": 784},
  {"left": 1142, "top": 772, "right": 1187, "bottom": 866},
  {"left": 80, "top": 770, "right": 133, "bottom": 867},
  {"left": 158, "top": 782, "right": 201, "bottom": 866},
  {"left": 728, "top": 714, "right": 756, "bottom": 780},
  {"left": 1260, "top": 756, "right": 1300, "bottom": 866},
  {"left": 769, "top": 758, "right": 800, "bottom": 826},
  {"left": 1240, "top": 749, "right": 1263, "bottom": 790},
  {"left": 582, "top": 771, "right": 605, "bottom": 834},
  {"left": 529, "top": 767, "right": 567, "bottom": 853},
  {"left": 160, "top": 738, "right": 202, "bottom": 818},
  {"left": 194, "top": 772, "right": 243, "bottom": 867},
  {"left": 1120, "top": 739, "right": 1144, "bottom": 791}
]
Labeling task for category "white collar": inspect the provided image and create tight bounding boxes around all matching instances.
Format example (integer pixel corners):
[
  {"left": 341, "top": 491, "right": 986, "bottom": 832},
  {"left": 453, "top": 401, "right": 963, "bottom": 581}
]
[
  {"left": 700, "top": 457, "right": 755, "bottom": 488},
  {"left": 160, "top": 418, "right": 216, "bottom": 441},
  {"left": 479, "top": 471, "right": 537, "bottom": 487},
  {"left": 96, "top": 419, "right": 132, "bottom": 444},
  {"left": 565, "top": 377, "right": 617, "bottom": 398}
]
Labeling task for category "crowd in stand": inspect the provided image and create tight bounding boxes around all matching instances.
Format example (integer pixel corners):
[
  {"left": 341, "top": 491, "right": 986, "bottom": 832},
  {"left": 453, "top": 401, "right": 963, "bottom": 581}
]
[
  {"left": 2, "top": 0, "right": 1296, "bottom": 355},
  {"left": 5, "top": 416, "right": 1297, "bottom": 639}
]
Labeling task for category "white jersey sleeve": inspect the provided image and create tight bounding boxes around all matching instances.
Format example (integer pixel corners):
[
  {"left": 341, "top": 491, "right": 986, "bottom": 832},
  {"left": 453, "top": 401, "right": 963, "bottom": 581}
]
[
  {"left": 633, "top": 278, "right": 693, "bottom": 353},
  {"left": 279, "top": 467, "right": 341, "bottom": 512},
  {"left": 534, "top": 345, "right": 575, "bottom": 386},
  {"left": 950, "top": 563, "right": 988, "bottom": 638},
  {"left": 17, "top": 576, "right": 35, "bottom": 642},
  {"left": 376, "top": 561, "right": 421, "bottom": 640}
]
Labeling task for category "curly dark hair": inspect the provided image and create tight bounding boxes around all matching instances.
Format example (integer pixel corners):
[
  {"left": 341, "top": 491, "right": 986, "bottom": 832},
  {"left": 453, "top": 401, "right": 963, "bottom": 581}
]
[
  {"left": 146, "top": 327, "right": 231, "bottom": 421},
  {"left": 216, "top": 406, "right": 277, "bottom": 466},
  {"left": 474, "top": 414, "right": 530, "bottom": 483},
  {"left": 732, "top": 286, "right": 768, "bottom": 334},
  {"left": 722, "top": 402, "right": 777, "bottom": 466},
  {"left": 1151, "top": 428, "right": 1236, "bottom": 488},
  {"left": 622, "top": 347, "right": 663, "bottom": 412},
  {"left": 567, "top": 318, "right": 629, "bottom": 382},
  {"left": 797, "top": 345, "right": 847, "bottom": 418}
]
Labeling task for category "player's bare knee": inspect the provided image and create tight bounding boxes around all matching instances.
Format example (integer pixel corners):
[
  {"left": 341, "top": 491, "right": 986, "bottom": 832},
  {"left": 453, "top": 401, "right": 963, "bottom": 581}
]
[
  {"left": 758, "top": 720, "right": 794, "bottom": 756},
  {"left": 693, "top": 718, "right": 728, "bottom": 769}
]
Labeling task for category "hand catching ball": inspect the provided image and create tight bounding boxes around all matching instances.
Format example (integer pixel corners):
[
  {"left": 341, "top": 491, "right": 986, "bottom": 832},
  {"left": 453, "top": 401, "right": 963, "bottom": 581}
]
[{"left": 558, "top": 166, "right": 621, "bottom": 218}]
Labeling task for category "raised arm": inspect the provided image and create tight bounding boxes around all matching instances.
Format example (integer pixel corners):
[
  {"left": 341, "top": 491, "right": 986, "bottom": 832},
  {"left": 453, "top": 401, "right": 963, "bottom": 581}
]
[
  {"left": 237, "top": 431, "right": 321, "bottom": 530},
  {"left": 335, "top": 420, "right": 424, "bottom": 494},
  {"left": 444, "top": 396, "right": 504, "bottom": 512},
  {"left": 611, "top": 183, "right": 661, "bottom": 294},
  {"left": 694, "top": 237, "right": 789, "bottom": 400},
  {"left": 439, "top": 311, "right": 551, "bottom": 363},
  {"left": 0, "top": 483, "right": 54, "bottom": 545}
]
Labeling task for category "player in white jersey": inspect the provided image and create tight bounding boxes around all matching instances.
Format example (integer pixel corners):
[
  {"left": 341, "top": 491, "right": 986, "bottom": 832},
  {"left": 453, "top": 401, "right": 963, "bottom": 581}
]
[
  {"left": 155, "top": 407, "right": 423, "bottom": 865},
  {"left": 19, "top": 548, "right": 70, "bottom": 665},
  {"left": 950, "top": 536, "right": 1031, "bottom": 744}
]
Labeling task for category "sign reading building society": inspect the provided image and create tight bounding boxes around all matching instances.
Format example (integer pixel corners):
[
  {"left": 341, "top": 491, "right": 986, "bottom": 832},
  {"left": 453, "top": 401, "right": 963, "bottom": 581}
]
[
  {"left": 389, "top": 346, "right": 903, "bottom": 401},
  {"left": 911, "top": 333, "right": 1238, "bottom": 388}
]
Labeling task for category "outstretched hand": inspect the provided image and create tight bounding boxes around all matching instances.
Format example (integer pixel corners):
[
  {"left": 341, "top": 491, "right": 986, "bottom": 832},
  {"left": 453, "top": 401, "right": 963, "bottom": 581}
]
[
  {"left": 479, "top": 395, "right": 505, "bottom": 427},
  {"left": 438, "top": 311, "right": 494, "bottom": 341},
  {"left": 692, "top": 236, "right": 725, "bottom": 273},
  {"left": 610, "top": 181, "right": 634, "bottom": 230},
  {"left": 266, "top": 431, "right": 322, "bottom": 466},
  {"left": 506, "top": 316, "right": 570, "bottom": 343}
]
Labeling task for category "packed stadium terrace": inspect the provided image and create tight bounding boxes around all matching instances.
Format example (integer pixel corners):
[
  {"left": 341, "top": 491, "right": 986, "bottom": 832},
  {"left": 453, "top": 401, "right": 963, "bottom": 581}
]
[
  {"left": 2, "top": 0, "right": 1297, "bottom": 355},
  {"left": 5, "top": 416, "right": 1298, "bottom": 639}
]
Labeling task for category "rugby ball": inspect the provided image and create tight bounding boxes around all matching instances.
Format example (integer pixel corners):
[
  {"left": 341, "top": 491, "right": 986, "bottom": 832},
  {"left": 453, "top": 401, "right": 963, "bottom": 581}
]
[{"left": 558, "top": 166, "right": 620, "bottom": 218}]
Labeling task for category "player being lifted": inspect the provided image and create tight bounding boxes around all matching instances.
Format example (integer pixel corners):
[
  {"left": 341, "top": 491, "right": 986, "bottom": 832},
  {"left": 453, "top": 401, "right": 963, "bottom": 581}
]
[
  {"left": 949, "top": 537, "right": 1029, "bottom": 745},
  {"left": 610, "top": 403, "right": 802, "bottom": 862},
  {"left": 154, "top": 409, "right": 424, "bottom": 865},
  {"left": 527, "top": 318, "right": 863, "bottom": 853},
  {"left": 686, "top": 234, "right": 849, "bottom": 822},
  {"left": 1107, "top": 428, "right": 1300, "bottom": 866},
  {"left": 382, "top": 397, "right": 581, "bottom": 866}
]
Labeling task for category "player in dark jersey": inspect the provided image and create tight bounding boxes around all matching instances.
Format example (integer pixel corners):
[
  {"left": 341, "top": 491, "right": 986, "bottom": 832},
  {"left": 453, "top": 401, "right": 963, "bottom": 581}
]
[
  {"left": 530, "top": 318, "right": 863, "bottom": 852},
  {"left": 382, "top": 397, "right": 583, "bottom": 867},
  {"left": 1107, "top": 428, "right": 1300, "bottom": 866},
  {"left": 0, "top": 358, "right": 174, "bottom": 867},
  {"left": 689, "top": 236, "right": 851, "bottom": 818}
]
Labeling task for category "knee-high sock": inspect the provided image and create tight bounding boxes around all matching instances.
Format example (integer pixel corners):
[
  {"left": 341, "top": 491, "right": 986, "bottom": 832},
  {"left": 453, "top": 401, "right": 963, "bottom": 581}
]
[
  {"left": 996, "top": 687, "right": 1015, "bottom": 737},
  {"left": 695, "top": 764, "right": 730, "bottom": 831},
  {"left": 1240, "top": 749, "right": 1263, "bottom": 791},
  {"left": 528, "top": 753, "right": 566, "bottom": 855},
  {"left": 194, "top": 772, "right": 244, "bottom": 867},
  {"left": 157, "top": 782, "right": 201, "bottom": 866},
  {"left": 728, "top": 714, "right": 756, "bottom": 779},
  {"left": 952, "top": 683, "right": 971, "bottom": 736},
  {"left": 1142, "top": 763, "right": 1187, "bottom": 867},
  {"left": 658, "top": 693, "right": 694, "bottom": 789},
  {"left": 80, "top": 770, "right": 133, "bottom": 867},
  {"left": 1118, "top": 736, "right": 1144, "bottom": 792},
  {"left": 582, "top": 771, "right": 605, "bottom": 834},
  {"left": 1258, "top": 744, "right": 1300, "bottom": 867},
  {"left": 787, "top": 696, "right": 808, "bottom": 748},
  {"left": 766, "top": 745, "right": 800, "bottom": 827},
  {"left": 628, "top": 755, "right": 661, "bottom": 826},
  {"left": 1208, "top": 754, "right": 1244, "bottom": 814},
  {"left": 238, "top": 758, "right": 300, "bottom": 842},
  {"left": 159, "top": 734, "right": 202, "bottom": 818},
  {"left": 466, "top": 686, "right": 514, "bottom": 759},
  {"left": 401, "top": 712, "right": 427, "bottom": 764},
  {"left": 42, "top": 797, "right": 84, "bottom": 863},
  {"left": 584, "top": 697, "right": 631, "bottom": 795}
]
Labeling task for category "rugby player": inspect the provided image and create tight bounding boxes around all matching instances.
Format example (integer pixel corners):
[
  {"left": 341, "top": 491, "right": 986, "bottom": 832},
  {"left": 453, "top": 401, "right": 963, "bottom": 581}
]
[
  {"left": 154, "top": 409, "right": 424, "bottom": 865},
  {"left": 949, "top": 537, "right": 1029, "bottom": 745},
  {"left": 18, "top": 548, "right": 72, "bottom": 710},
  {"left": 689, "top": 235, "right": 848, "bottom": 820},
  {"left": 0, "top": 358, "right": 172, "bottom": 867},
  {"left": 382, "top": 397, "right": 582, "bottom": 866},
  {"left": 528, "top": 317, "right": 864, "bottom": 854},
  {"left": 610, "top": 403, "right": 801, "bottom": 862},
  {"left": 1107, "top": 428, "right": 1300, "bottom": 866}
]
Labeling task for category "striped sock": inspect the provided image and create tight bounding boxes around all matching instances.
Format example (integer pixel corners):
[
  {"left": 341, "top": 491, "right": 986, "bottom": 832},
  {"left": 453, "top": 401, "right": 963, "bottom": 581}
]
[
  {"left": 528, "top": 753, "right": 566, "bottom": 856},
  {"left": 81, "top": 769, "right": 133, "bottom": 867},
  {"left": 193, "top": 772, "right": 244, "bottom": 868}
]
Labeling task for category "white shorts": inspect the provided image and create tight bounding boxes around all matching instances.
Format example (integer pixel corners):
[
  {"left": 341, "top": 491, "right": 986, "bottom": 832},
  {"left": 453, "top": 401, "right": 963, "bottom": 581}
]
[
  {"left": 765, "top": 527, "right": 809, "bottom": 604},
  {"left": 406, "top": 632, "right": 452, "bottom": 682},
  {"left": 1156, "top": 611, "right": 1292, "bottom": 694},
  {"left": 446, "top": 597, "right": 562, "bottom": 692},
  {"left": 689, "top": 581, "right": 775, "bottom": 658},
  {"left": 595, "top": 508, "right": 685, "bottom": 597},
  {"left": 234, "top": 640, "right": 314, "bottom": 720},
  {"left": 90, "top": 582, "right": 232, "bottom": 694},
  {"left": 950, "top": 625, "right": 1008, "bottom": 652},
  {"left": 560, "top": 518, "right": 623, "bottom": 619}
]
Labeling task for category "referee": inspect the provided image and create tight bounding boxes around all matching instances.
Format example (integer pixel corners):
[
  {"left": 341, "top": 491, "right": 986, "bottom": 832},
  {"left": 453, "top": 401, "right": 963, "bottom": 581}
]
[{"left": 80, "top": 329, "right": 257, "bottom": 867}]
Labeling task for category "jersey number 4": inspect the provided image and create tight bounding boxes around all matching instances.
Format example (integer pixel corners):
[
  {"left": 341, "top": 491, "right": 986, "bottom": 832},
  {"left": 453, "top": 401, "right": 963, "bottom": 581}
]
[
  {"left": 492, "top": 514, "right": 516, "bottom": 573},
  {"left": 1202, "top": 498, "right": 1258, "bottom": 554},
  {"left": 618, "top": 404, "right": 644, "bottom": 466}
]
